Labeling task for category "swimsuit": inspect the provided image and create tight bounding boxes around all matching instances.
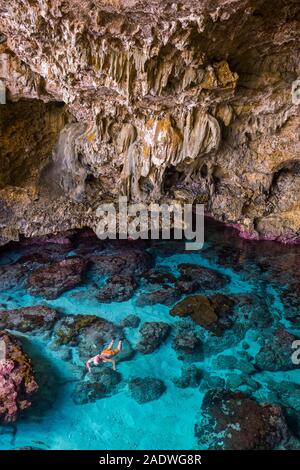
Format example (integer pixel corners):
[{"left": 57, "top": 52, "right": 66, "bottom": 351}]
[
  {"left": 101, "top": 348, "right": 119, "bottom": 357},
  {"left": 93, "top": 355, "right": 104, "bottom": 365}
]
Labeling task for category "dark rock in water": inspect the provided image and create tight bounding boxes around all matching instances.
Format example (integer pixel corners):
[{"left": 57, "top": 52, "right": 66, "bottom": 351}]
[
  {"left": 282, "top": 282, "right": 300, "bottom": 325},
  {"left": 120, "top": 315, "right": 141, "bottom": 329},
  {"left": 0, "top": 331, "right": 38, "bottom": 423},
  {"left": 177, "top": 263, "right": 229, "bottom": 290},
  {"left": 175, "top": 275, "right": 199, "bottom": 294},
  {"left": 148, "top": 240, "right": 186, "bottom": 257},
  {"left": 54, "top": 314, "right": 118, "bottom": 346},
  {"left": 142, "top": 269, "right": 176, "bottom": 287},
  {"left": 201, "top": 373, "right": 225, "bottom": 390},
  {"left": 97, "top": 275, "right": 137, "bottom": 302},
  {"left": 267, "top": 380, "right": 300, "bottom": 412},
  {"left": 172, "top": 330, "right": 202, "bottom": 360},
  {"left": 195, "top": 390, "right": 289, "bottom": 450},
  {"left": 90, "top": 250, "right": 153, "bottom": 277},
  {"left": 136, "top": 322, "right": 171, "bottom": 354},
  {"left": 91, "top": 366, "right": 122, "bottom": 388},
  {"left": 0, "top": 262, "right": 28, "bottom": 290},
  {"left": 215, "top": 354, "right": 239, "bottom": 370},
  {"left": 27, "top": 257, "right": 88, "bottom": 299},
  {"left": 255, "top": 327, "right": 300, "bottom": 371},
  {"left": 18, "top": 252, "right": 56, "bottom": 269},
  {"left": 233, "top": 294, "right": 273, "bottom": 328},
  {"left": 54, "top": 314, "right": 133, "bottom": 363},
  {"left": 226, "top": 373, "right": 245, "bottom": 390},
  {"left": 171, "top": 295, "right": 216, "bottom": 324},
  {"left": 73, "top": 368, "right": 122, "bottom": 404},
  {"left": 210, "top": 294, "right": 235, "bottom": 330},
  {"left": 170, "top": 294, "right": 234, "bottom": 335},
  {"left": 173, "top": 365, "right": 202, "bottom": 388},
  {"left": 0, "top": 305, "right": 60, "bottom": 333},
  {"left": 213, "top": 354, "right": 256, "bottom": 375},
  {"left": 128, "top": 377, "right": 166, "bottom": 404},
  {"left": 79, "top": 333, "right": 133, "bottom": 364},
  {"left": 135, "top": 285, "right": 180, "bottom": 307}
]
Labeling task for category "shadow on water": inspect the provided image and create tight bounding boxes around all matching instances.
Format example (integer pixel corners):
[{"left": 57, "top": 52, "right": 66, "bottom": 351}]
[{"left": 13, "top": 333, "right": 76, "bottom": 420}]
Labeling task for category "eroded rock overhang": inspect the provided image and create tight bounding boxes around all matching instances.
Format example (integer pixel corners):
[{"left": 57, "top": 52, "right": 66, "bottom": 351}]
[{"left": 0, "top": 0, "right": 299, "bottom": 244}]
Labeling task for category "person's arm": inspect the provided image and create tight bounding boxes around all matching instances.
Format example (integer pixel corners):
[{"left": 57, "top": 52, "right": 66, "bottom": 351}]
[
  {"left": 86, "top": 358, "right": 93, "bottom": 372},
  {"left": 107, "top": 339, "right": 114, "bottom": 350}
]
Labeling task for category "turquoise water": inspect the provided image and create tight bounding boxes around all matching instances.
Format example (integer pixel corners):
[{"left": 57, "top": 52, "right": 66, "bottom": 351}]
[{"left": 0, "top": 220, "right": 299, "bottom": 449}]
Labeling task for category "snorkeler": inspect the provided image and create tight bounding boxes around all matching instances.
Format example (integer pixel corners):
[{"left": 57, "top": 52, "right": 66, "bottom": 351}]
[{"left": 86, "top": 339, "right": 122, "bottom": 372}]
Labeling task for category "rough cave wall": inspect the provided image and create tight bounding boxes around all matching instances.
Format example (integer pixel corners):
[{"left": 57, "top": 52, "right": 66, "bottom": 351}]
[{"left": 0, "top": 0, "right": 299, "bottom": 244}]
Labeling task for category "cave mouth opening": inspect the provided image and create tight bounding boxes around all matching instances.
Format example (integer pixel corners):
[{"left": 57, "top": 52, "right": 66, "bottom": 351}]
[{"left": 163, "top": 165, "right": 185, "bottom": 194}]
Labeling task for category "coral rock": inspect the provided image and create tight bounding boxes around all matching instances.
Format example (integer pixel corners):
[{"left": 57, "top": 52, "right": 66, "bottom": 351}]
[
  {"left": 195, "top": 390, "right": 289, "bottom": 450},
  {"left": 0, "top": 331, "right": 38, "bottom": 423},
  {"left": 0, "top": 305, "right": 60, "bottom": 333},
  {"left": 128, "top": 377, "right": 166, "bottom": 404},
  {"left": 97, "top": 274, "right": 137, "bottom": 302},
  {"left": 136, "top": 322, "right": 171, "bottom": 354},
  {"left": 27, "top": 257, "right": 88, "bottom": 299}
]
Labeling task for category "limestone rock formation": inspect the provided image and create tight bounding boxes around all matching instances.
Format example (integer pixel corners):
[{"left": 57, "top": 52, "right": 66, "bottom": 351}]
[
  {"left": 0, "top": 331, "right": 38, "bottom": 423},
  {"left": 0, "top": 0, "right": 299, "bottom": 243}
]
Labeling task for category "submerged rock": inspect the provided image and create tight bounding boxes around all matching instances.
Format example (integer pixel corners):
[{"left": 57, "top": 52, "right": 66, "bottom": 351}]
[
  {"left": 267, "top": 380, "right": 300, "bottom": 412},
  {"left": 195, "top": 390, "right": 289, "bottom": 450},
  {"left": 172, "top": 330, "right": 202, "bottom": 361},
  {"left": 120, "top": 315, "right": 141, "bottom": 329},
  {"left": 53, "top": 314, "right": 133, "bottom": 364},
  {"left": 142, "top": 269, "right": 177, "bottom": 288},
  {"left": 255, "top": 327, "right": 300, "bottom": 371},
  {"left": 175, "top": 275, "right": 200, "bottom": 294},
  {"left": 177, "top": 264, "right": 229, "bottom": 291},
  {"left": 0, "top": 262, "right": 28, "bottom": 291},
  {"left": 90, "top": 250, "right": 153, "bottom": 278},
  {"left": 170, "top": 294, "right": 234, "bottom": 335},
  {"left": 73, "top": 368, "right": 122, "bottom": 405},
  {"left": 97, "top": 274, "right": 137, "bottom": 302},
  {"left": 135, "top": 286, "right": 180, "bottom": 307},
  {"left": 0, "top": 305, "right": 60, "bottom": 333},
  {"left": 136, "top": 322, "right": 171, "bottom": 354},
  {"left": 0, "top": 331, "right": 38, "bottom": 423},
  {"left": 173, "top": 365, "right": 202, "bottom": 389},
  {"left": 54, "top": 314, "right": 119, "bottom": 347},
  {"left": 128, "top": 377, "right": 166, "bottom": 404},
  {"left": 213, "top": 354, "right": 256, "bottom": 375},
  {"left": 27, "top": 257, "right": 88, "bottom": 299}
]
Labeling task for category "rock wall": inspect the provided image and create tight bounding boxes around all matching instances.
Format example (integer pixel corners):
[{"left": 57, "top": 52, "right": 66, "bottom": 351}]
[{"left": 0, "top": 0, "right": 299, "bottom": 243}]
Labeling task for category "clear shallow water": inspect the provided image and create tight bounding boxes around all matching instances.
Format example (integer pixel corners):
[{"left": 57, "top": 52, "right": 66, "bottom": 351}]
[{"left": 0, "top": 220, "right": 300, "bottom": 450}]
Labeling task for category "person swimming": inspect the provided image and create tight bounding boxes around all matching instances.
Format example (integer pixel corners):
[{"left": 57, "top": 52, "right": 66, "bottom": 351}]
[{"left": 86, "top": 339, "right": 122, "bottom": 372}]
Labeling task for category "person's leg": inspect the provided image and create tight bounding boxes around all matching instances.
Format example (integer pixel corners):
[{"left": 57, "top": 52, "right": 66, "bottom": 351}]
[
  {"left": 106, "top": 339, "right": 114, "bottom": 350},
  {"left": 103, "top": 358, "right": 116, "bottom": 370}
]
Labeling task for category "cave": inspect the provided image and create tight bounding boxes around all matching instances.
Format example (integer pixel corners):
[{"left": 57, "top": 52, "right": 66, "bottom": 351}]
[{"left": 0, "top": 0, "right": 299, "bottom": 457}]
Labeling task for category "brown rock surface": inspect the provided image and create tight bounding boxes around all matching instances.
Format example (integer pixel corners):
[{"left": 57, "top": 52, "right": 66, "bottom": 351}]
[
  {"left": 27, "top": 256, "right": 88, "bottom": 299},
  {"left": 195, "top": 390, "right": 289, "bottom": 450},
  {"left": 170, "top": 293, "right": 234, "bottom": 334}
]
